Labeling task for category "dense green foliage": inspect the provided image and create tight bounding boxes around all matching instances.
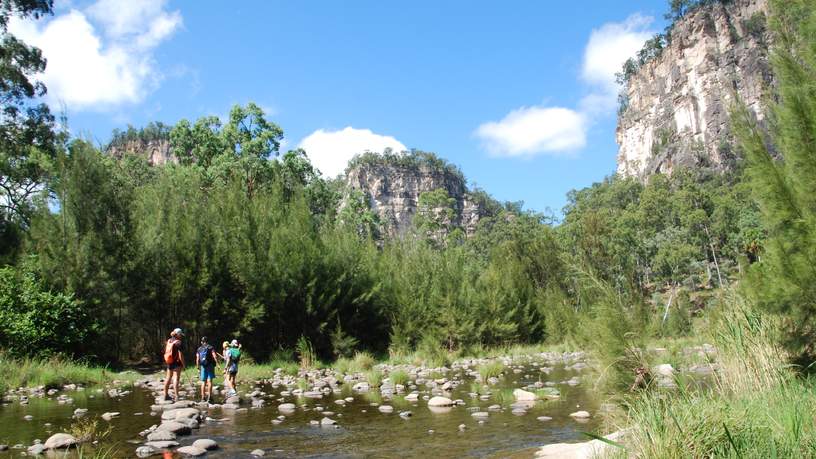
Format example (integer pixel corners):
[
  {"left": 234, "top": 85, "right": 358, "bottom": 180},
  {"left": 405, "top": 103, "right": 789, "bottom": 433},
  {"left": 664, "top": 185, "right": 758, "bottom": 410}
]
[
  {"left": 0, "top": 265, "right": 86, "bottom": 357},
  {"left": 733, "top": 0, "right": 816, "bottom": 361}
]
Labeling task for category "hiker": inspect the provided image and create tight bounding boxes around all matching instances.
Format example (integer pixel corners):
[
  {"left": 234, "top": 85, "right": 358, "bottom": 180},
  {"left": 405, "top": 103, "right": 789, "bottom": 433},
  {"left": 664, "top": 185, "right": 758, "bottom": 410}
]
[
  {"left": 162, "top": 328, "right": 185, "bottom": 401},
  {"left": 220, "top": 341, "right": 232, "bottom": 392},
  {"left": 195, "top": 336, "right": 219, "bottom": 402},
  {"left": 224, "top": 339, "right": 241, "bottom": 395}
]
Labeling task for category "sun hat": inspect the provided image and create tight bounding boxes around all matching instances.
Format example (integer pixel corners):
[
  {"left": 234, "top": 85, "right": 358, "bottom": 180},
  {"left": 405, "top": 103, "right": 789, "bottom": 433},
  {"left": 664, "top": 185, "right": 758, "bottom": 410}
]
[
  {"left": 230, "top": 339, "right": 239, "bottom": 347},
  {"left": 172, "top": 328, "right": 184, "bottom": 337}
]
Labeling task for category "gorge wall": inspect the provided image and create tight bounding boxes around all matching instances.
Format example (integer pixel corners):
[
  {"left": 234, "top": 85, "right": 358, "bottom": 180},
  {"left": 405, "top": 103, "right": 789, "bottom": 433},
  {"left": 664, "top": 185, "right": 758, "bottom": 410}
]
[
  {"left": 343, "top": 153, "right": 489, "bottom": 239},
  {"left": 616, "top": 0, "right": 773, "bottom": 179},
  {"left": 107, "top": 139, "right": 175, "bottom": 166}
]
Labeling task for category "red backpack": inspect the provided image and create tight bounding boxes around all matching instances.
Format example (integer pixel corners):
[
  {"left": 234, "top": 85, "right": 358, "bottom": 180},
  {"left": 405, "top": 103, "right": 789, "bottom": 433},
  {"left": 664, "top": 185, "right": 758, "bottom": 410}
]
[{"left": 164, "top": 338, "right": 179, "bottom": 364}]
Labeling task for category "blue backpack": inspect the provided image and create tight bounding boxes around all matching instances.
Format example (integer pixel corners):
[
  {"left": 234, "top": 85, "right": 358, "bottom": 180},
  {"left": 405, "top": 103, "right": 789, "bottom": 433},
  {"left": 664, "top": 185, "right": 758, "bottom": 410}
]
[{"left": 197, "top": 345, "right": 212, "bottom": 366}]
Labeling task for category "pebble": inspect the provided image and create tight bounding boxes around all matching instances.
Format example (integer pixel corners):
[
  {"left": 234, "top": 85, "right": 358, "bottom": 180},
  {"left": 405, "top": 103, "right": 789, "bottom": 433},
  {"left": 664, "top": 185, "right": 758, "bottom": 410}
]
[
  {"left": 378, "top": 405, "right": 394, "bottom": 413},
  {"left": 569, "top": 410, "right": 591, "bottom": 419},
  {"left": 251, "top": 448, "right": 265, "bottom": 456},
  {"left": 537, "top": 416, "right": 553, "bottom": 421}
]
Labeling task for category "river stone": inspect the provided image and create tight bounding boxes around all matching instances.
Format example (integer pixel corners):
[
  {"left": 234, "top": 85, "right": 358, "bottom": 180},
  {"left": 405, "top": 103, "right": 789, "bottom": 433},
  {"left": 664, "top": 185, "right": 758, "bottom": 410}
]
[
  {"left": 162, "top": 408, "right": 200, "bottom": 421},
  {"left": 513, "top": 388, "right": 537, "bottom": 401},
  {"left": 471, "top": 412, "right": 489, "bottom": 419},
  {"left": 135, "top": 445, "right": 158, "bottom": 457},
  {"left": 146, "top": 430, "right": 176, "bottom": 442},
  {"left": 44, "top": 433, "right": 78, "bottom": 449},
  {"left": 27, "top": 444, "right": 45, "bottom": 455},
  {"left": 73, "top": 408, "right": 88, "bottom": 418},
  {"left": 23, "top": 415, "right": 33, "bottom": 421},
  {"left": 511, "top": 408, "right": 527, "bottom": 416},
  {"left": 0, "top": 445, "right": 7, "bottom": 451},
  {"left": 378, "top": 405, "right": 394, "bottom": 413},
  {"left": 278, "top": 403, "right": 296, "bottom": 413},
  {"left": 427, "top": 396, "right": 453, "bottom": 407},
  {"left": 569, "top": 410, "right": 591, "bottom": 419},
  {"left": 404, "top": 393, "right": 419, "bottom": 402},
  {"left": 537, "top": 416, "right": 553, "bottom": 421},
  {"left": 156, "top": 420, "right": 192, "bottom": 435},
  {"left": 144, "top": 440, "right": 179, "bottom": 449},
  {"left": 320, "top": 417, "right": 337, "bottom": 426},
  {"left": 101, "top": 411, "right": 120, "bottom": 421},
  {"left": 192, "top": 439, "right": 218, "bottom": 450},
  {"left": 225, "top": 395, "right": 240, "bottom": 405},
  {"left": 177, "top": 445, "right": 207, "bottom": 456},
  {"left": 250, "top": 449, "right": 265, "bottom": 456}
]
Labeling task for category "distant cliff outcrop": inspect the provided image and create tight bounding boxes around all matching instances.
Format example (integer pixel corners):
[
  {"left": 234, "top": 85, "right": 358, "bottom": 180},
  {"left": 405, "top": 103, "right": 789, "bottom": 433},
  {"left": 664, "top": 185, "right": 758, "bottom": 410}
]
[
  {"left": 343, "top": 151, "right": 493, "bottom": 239},
  {"left": 105, "top": 123, "right": 175, "bottom": 166},
  {"left": 616, "top": 0, "right": 772, "bottom": 178}
]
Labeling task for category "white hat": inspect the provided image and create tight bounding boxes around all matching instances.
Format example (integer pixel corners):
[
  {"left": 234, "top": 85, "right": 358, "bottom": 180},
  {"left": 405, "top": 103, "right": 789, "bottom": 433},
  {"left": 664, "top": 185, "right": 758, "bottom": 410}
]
[
  {"left": 172, "top": 328, "right": 184, "bottom": 337},
  {"left": 230, "top": 339, "right": 238, "bottom": 346}
]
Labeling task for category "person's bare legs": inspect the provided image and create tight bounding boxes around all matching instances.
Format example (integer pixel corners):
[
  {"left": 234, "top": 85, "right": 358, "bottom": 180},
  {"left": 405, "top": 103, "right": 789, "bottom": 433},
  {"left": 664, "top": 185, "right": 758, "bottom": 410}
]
[
  {"left": 205, "top": 378, "right": 213, "bottom": 401},
  {"left": 163, "top": 367, "right": 172, "bottom": 399},
  {"left": 172, "top": 369, "right": 181, "bottom": 400}
]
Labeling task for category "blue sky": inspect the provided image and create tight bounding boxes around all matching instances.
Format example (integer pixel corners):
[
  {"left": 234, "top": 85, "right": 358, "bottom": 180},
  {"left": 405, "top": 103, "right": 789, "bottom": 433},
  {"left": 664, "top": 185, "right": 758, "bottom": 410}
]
[{"left": 12, "top": 0, "right": 669, "bottom": 215}]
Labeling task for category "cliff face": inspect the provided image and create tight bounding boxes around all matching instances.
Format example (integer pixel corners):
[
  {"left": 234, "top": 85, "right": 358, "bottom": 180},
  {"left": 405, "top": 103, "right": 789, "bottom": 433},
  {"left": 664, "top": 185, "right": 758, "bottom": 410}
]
[
  {"left": 616, "top": 0, "right": 772, "bottom": 179},
  {"left": 344, "top": 155, "right": 488, "bottom": 239},
  {"left": 107, "top": 139, "right": 175, "bottom": 166}
]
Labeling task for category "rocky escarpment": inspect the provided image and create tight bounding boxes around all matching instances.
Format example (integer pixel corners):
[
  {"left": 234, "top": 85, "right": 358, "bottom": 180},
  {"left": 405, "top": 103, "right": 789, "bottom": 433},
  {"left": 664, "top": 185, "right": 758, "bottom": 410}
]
[
  {"left": 343, "top": 152, "right": 490, "bottom": 239},
  {"left": 616, "top": 0, "right": 773, "bottom": 179},
  {"left": 108, "top": 139, "right": 175, "bottom": 166}
]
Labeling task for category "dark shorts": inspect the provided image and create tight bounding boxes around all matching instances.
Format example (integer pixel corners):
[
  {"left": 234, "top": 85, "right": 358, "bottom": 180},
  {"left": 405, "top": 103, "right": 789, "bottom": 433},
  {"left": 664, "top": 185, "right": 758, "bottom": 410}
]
[
  {"left": 228, "top": 362, "right": 238, "bottom": 375},
  {"left": 200, "top": 365, "right": 215, "bottom": 381},
  {"left": 167, "top": 362, "right": 182, "bottom": 371}
]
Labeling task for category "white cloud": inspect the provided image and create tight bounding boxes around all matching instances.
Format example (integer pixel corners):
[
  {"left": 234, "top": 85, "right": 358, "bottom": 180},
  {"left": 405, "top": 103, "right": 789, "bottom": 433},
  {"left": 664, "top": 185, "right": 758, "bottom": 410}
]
[
  {"left": 298, "top": 127, "right": 407, "bottom": 177},
  {"left": 9, "top": 0, "right": 182, "bottom": 110},
  {"left": 475, "top": 13, "right": 653, "bottom": 157},
  {"left": 580, "top": 13, "right": 654, "bottom": 113},
  {"left": 475, "top": 106, "right": 586, "bottom": 157}
]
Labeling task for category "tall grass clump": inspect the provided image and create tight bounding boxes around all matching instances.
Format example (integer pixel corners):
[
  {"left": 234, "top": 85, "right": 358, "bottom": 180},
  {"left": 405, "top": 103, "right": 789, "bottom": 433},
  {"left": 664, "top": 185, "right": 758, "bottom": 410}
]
[
  {"left": 296, "top": 336, "right": 315, "bottom": 369},
  {"left": 478, "top": 360, "right": 505, "bottom": 381},
  {"left": 350, "top": 351, "right": 376, "bottom": 373},
  {"left": 388, "top": 369, "right": 410, "bottom": 387},
  {"left": 365, "top": 369, "right": 383, "bottom": 388},
  {"left": 620, "top": 299, "right": 816, "bottom": 457}
]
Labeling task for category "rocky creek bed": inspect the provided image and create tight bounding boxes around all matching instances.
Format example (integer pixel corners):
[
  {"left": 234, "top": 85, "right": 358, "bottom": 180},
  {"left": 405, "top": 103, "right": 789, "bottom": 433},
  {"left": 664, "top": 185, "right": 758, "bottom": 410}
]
[{"left": 0, "top": 349, "right": 716, "bottom": 458}]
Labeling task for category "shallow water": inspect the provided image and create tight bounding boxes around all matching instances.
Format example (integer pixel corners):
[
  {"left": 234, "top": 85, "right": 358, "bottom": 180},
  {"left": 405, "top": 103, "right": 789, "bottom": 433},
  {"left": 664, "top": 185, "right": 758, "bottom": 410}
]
[{"left": 0, "top": 359, "right": 604, "bottom": 458}]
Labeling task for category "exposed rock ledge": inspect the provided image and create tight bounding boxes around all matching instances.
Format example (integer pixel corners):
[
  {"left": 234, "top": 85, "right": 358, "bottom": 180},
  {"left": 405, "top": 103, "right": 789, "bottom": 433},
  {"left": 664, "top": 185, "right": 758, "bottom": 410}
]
[{"left": 534, "top": 430, "right": 627, "bottom": 459}]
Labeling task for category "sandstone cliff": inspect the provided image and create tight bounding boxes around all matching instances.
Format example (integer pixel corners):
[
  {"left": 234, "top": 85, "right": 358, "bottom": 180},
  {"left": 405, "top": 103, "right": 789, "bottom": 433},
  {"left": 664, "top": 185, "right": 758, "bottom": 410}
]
[
  {"left": 108, "top": 138, "right": 175, "bottom": 166},
  {"left": 616, "top": 0, "right": 773, "bottom": 179},
  {"left": 343, "top": 152, "right": 490, "bottom": 239}
]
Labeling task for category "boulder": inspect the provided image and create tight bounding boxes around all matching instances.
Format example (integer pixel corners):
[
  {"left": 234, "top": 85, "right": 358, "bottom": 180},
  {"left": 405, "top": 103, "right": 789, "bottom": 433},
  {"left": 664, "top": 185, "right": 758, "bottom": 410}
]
[
  {"left": 144, "top": 441, "right": 179, "bottom": 449},
  {"left": 161, "top": 408, "right": 200, "bottom": 421},
  {"left": 156, "top": 420, "right": 192, "bottom": 435},
  {"left": 27, "top": 444, "right": 45, "bottom": 455},
  {"left": 513, "top": 388, "right": 537, "bottom": 401},
  {"left": 192, "top": 439, "right": 218, "bottom": 450},
  {"left": 176, "top": 445, "right": 207, "bottom": 456},
  {"left": 378, "top": 405, "right": 394, "bottom": 413},
  {"left": 146, "top": 430, "right": 176, "bottom": 442},
  {"left": 427, "top": 396, "right": 453, "bottom": 407},
  {"left": 135, "top": 445, "right": 158, "bottom": 457},
  {"left": 320, "top": 417, "right": 337, "bottom": 426},
  {"left": 278, "top": 403, "right": 296, "bottom": 413},
  {"left": 44, "top": 433, "right": 78, "bottom": 450}
]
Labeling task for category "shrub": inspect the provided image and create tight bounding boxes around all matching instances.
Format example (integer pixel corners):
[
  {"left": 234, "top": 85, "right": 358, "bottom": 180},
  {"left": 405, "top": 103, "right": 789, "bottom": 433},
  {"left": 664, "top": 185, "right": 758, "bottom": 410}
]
[{"left": 0, "top": 266, "right": 91, "bottom": 358}]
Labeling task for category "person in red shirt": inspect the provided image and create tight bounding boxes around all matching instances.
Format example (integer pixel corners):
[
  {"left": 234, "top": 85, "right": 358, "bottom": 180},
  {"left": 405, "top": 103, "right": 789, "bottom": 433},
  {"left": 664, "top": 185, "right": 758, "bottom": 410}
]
[{"left": 162, "top": 328, "right": 185, "bottom": 401}]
